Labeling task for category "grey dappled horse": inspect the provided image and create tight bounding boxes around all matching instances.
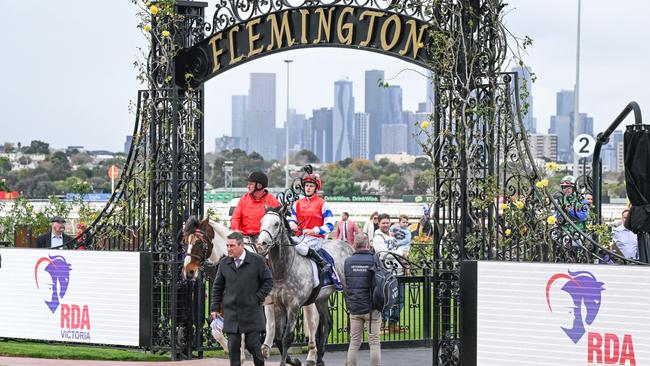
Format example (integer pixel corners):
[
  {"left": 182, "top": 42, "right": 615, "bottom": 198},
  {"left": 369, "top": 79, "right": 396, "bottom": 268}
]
[
  {"left": 181, "top": 216, "right": 318, "bottom": 365},
  {"left": 256, "top": 207, "right": 353, "bottom": 366}
]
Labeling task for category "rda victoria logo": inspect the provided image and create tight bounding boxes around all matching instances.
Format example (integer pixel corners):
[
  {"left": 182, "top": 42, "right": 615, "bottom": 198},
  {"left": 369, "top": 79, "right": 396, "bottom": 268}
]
[
  {"left": 545, "top": 270, "right": 636, "bottom": 365},
  {"left": 34, "top": 255, "right": 92, "bottom": 341}
]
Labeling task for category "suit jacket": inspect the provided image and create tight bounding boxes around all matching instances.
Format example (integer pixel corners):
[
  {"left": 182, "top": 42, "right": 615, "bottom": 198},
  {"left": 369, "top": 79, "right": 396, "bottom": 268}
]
[
  {"left": 210, "top": 251, "right": 273, "bottom": 334},
  {"left": 335, "top": 219, "right": 360, "bottom": 245},
  {"left": 36, "top": 231, "right": 73, "bottom": 249}
]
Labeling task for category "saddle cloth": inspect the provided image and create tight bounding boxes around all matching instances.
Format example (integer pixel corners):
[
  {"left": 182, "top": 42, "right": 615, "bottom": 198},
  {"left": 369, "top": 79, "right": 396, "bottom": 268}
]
[{"left": 308, "top": 249, "right": 343, "bottom": 291}]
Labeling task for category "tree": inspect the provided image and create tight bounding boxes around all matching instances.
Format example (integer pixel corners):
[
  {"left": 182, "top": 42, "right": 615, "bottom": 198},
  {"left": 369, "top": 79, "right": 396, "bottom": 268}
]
[
  {"left": 2, "top": 142, "right": 15, "bottom": 153},
  {"left": 0, "top": 157, "right": 10, "bottom": 173},
  {"left": 322, "top": 167, "right": 361, "bottom": 195},
  {"left": 70, "top": 152, "right": 93, "bottom": 165},
  {"left": 23, "top": 140, "right": 50, "bottom": 155},
  {"left": 45, "top": 151, "right": 72, "bottom": 181},
  {"left": 293, "top": 150, "right": 320, "bottom": 165}
]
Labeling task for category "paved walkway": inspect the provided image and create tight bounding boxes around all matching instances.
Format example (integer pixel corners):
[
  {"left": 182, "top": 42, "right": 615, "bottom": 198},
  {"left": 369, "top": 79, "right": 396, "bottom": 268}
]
[{"left": 0, "top": 347, "right": 432, "bottom": 365}]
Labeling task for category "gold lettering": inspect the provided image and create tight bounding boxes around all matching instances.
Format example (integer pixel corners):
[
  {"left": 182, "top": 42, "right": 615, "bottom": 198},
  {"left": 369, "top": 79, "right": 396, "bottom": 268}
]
[
  {"left": 399, "top": 20, "right": 428, "bottom": 58},
  {"left": 380, "top": 14, "right": 401, "bottom": 51},
  {"left": 337, "top": 7, "right": 354, "bottom": 45},
  {"left": 266, "top": 11, "right": 294, "bottom": 51},
  {"left": 208, "top": 33, "right": 224, "bottom": 72},
  {"left": 359, "top": 10, "right": 384, "bottom": 47},
  {"left": 229, "top": 25, "right": 244, "bottom": 64},
  {"left": 246, "top": 18, "right": 263, "bottom": 57},
  {"left": 313, "top": 7, "right": 336, "bottom": 44},
  {"left": 299, "top": 9, "right": 310, "bottom": 44}
]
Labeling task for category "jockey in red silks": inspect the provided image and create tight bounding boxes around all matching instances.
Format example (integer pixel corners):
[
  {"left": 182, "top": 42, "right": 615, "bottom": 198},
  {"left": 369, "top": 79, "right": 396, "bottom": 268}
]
[
  {"left": 230, "top": 171, "right": 281, "bottom": 240},
  {"left": 288, "top": 173, "right": 335, "bottom": 274}
]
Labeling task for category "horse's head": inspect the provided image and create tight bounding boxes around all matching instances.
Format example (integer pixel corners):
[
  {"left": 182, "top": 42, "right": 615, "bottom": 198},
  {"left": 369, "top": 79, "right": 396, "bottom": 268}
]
[
  {"left": 256, "top": 205, "right": 287, "bottom": 255},
  {"left": 181, "top": 216, "right": 215, "bottom": 280},
  {"left": 564, "top": 270, "right": 605, "bottom": 325}
]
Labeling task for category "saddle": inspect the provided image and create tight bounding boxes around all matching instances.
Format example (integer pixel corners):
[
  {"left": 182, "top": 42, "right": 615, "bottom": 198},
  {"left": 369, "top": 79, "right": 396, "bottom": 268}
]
[{"left": 303, "top": 249, "right": 342, "bottom": 306}]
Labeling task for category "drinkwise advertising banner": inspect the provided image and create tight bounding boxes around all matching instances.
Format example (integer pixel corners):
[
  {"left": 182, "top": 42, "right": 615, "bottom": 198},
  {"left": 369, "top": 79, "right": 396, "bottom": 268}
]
[
  {"left": 461, "top": 261, "right": 650, "bottom": 366},
  {"left": 0, "top": 249, "right": 151, "bottom": 346}
]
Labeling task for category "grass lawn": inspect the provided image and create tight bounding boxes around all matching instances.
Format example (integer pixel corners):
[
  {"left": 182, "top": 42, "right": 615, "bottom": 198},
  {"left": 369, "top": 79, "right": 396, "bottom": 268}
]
[{"left": 0, "top": 341, "right": 169, "bottom": 361}]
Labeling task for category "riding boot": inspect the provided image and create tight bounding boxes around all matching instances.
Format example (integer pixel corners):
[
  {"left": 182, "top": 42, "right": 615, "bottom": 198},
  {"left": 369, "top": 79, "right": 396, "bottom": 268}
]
[{"left": 307, "top": 248, "right": 332, "bottom": 274}]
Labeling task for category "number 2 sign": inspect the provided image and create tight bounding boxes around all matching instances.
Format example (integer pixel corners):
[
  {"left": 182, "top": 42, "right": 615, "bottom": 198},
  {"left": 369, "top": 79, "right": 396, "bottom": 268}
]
[{"left": 573, "top": 134, "right": 596, "bottom": 158}]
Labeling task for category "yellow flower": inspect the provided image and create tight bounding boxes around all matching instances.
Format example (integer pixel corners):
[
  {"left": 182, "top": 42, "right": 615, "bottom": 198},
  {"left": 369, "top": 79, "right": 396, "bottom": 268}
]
[
  {"left": 547, "top": 216, "right": 557, "bottom": 225},
  {"left": 143, "top": 24, "right": 151, "bottom": 33},
  {"left": 420, "top": 120, "right": 429, "bottom": 129},
  {"left": 162, "top": 30, "right": 171, "bottom": 38},
  {"left": 500, "top": 203, "right": 508, "bottom": 210},
  {"left": 150, "top": 5, "right": 159, "bottom": 15},
  {"left": 535, "top": 179, "right": 549, "bottom": 188},
  {"left": 545, "top": 162, "right": 557, "bottom": 171},
  {"left": 514, "top": 200, "right": 524, "bottom": 210},
  {"left": 505, "top": 228, "right": 512, "bottom": 236}
]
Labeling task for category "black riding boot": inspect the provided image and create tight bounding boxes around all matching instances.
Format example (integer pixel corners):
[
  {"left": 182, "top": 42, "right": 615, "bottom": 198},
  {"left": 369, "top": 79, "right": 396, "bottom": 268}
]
[{"left": 307, "top": 248, "right": 331, "bottom": 274}]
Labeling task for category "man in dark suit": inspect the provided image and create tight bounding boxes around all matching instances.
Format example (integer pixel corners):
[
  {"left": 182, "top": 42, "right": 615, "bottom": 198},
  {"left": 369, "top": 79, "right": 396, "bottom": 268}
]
[
  {"left": 36, "top": 216, "right": 72, "bottom": 249},
  {"left": 210, "top": 232, "right": 273, "bottom": 366}
]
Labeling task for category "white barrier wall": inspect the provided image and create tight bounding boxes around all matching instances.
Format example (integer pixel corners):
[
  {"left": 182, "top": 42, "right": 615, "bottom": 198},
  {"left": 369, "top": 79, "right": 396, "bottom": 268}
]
[
  {"left": 0, "top": 249, "right": 151, "bottom": 346},
  {"left": 461, "top": 261, "right": 650, "bottom": 366}
]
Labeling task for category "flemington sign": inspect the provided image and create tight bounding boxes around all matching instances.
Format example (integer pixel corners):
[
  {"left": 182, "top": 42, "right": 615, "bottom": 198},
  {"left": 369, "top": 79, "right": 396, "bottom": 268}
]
[{"left": 176, "top": 5, "right": 431, "bottom": 86}]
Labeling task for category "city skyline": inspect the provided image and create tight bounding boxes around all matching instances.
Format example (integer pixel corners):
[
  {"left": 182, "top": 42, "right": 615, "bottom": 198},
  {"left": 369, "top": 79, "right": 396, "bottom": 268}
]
[{"left": 1, "top": 1, "right": 649, "bottom": 152}]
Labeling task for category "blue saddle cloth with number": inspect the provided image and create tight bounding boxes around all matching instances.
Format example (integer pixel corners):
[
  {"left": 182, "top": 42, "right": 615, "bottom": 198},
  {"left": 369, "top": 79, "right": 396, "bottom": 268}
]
[{"left": 318, "top": 249, "right": 343, "bottom": 291}]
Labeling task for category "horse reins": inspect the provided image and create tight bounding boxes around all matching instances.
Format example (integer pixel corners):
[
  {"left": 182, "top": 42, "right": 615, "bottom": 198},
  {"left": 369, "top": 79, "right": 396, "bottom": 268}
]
[{"left": 184, "top": 229, "right": 213, "bottom": 267}]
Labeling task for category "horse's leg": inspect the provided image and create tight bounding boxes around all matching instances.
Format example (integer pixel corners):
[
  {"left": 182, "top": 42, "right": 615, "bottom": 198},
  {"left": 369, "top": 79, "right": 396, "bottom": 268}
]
[
  {"left": 281, "top": 308, "right": 301, "bottom": 366},
  {"left": 315, "top": 300, "right": 332, "bottom": 366},
  {"left": 240, "top": 333, "right": 246, "bottom": 365},
  {"left": 262, "top": 298, "right": 275, "bottom": 359},
  {"left": 303, "top": 303, "right": 319, "bottom": 366}
]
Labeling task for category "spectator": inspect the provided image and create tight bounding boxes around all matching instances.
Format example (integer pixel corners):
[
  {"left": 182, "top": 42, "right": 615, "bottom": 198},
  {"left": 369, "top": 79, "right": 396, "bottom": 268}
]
[
  {"left": 390, "top": 214, "right": 412, "bottom": 257},
  {"left": 363, "top": 211, "right": 379, "bottom": 241},
  {"left": 344, "top": 233, "right": 381, "bottom": 366},
  {"left": 335, "top": 212, "right": 360, "bottom": 246},
  {"left": 371, "top": 214, "right": 405, "bottom": 334},
  {"left": 555, "top": 176, "right": 589, "bottom": 231},
  {"left": 210, "top": 232, "right": 274, "bottom": 366},
  {"left": 411, "top": 206, "right": 433, "bottom": 238},
  {"left": 36, "top": 216, "right": 72, "bottom": 249},
  {"left": 613, "top": 209, "right": 638, "bottom": 260}
]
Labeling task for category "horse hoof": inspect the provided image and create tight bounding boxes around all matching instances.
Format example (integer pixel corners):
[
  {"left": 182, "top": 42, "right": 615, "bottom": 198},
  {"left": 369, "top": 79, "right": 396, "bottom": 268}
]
[
  {"left": 316, "top": 361, "right": 325, "bottom": 366},
  {"left": 305, "top": 361, "right": 317, "bottom": 366},
  {"left": 261, "top": 344, "right": 271, "bottom": 359},
  {"left": 288, "top": 357, "right": 302, "bottom": 366}
]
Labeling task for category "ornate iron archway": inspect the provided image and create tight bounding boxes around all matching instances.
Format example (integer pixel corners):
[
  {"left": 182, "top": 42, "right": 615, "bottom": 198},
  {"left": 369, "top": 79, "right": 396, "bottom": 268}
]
[{"left": 77, "top": 0, "right": 637, "bottom": 363}]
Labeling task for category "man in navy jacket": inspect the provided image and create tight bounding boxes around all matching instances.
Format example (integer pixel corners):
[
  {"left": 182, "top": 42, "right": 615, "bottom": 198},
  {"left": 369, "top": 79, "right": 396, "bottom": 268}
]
[{"left": 344, "top": 233, "right": 381, "bottom": 366}]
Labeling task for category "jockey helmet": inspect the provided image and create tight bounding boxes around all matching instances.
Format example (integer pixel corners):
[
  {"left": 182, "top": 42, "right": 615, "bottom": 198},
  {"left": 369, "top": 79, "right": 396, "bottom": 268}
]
[
  {"left": 560, "top": 175, "right": 576, "bottom": 187},
  {"left": 247, "top": 171, "right": 268, "bottom": 188},
  {"left": 303, "top": 173, "right": 322, "bottom": 191}
]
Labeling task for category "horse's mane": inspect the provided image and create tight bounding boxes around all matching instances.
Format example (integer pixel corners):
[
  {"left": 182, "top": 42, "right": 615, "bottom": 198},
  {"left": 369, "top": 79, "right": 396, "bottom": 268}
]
[
  {"left": 184, "top": 216, "right": 202, "bottom": 234},
  {"left": 266, "top": 205, "right": 293, "bottom": 242},
  {"left": 208, "top": 219, "right": 229, "bottom": 240}
]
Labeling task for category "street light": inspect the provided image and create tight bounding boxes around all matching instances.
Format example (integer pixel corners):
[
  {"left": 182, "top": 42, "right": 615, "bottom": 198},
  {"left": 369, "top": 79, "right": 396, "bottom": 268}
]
[
  {"left": 284, "top": 59, "right": 293, "bottom": 189},
  {"left": 573, "top": 0, "right": 582, "bottom": 176}
]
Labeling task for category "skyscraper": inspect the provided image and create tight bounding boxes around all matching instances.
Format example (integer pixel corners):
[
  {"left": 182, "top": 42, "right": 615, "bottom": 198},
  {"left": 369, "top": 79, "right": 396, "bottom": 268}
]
[
  {"left": 365, "top": 70, "right": 387, "bottom": 159},
  {"left": 333, "top": 80, "right": 354, "bottom": 161},
  {"left": 404, "top": 111, "right": 424, "bottom": 155},
  {"left": 312, "top": 107, "right": 333, "bottom": 163},
  {"left": 386, "top": 85, "right": 403, "bottom": 124},
  {"left": 381, "top": 124, "right": 408, "bottom": 154},
  {"left": 246, "top": 73, "right": 276, "bottom": 159},
  {"left": 353, "top": 112, "right": 370, "bottom": 159},
  {"left": 556, "top": 90, "right": 574, "bottom": 117},
  {"left": 512, "top": 65, "right": 535, "bottom": 133},
  {"left": 231, "top": 95, "right": 247, "bottom": 150},
  {"left": 425, "top": 70, "right": 434, "bottom": 114},
  {"left": 550, "top": 90, "right": 575, "bottom": 162},
  {"left": 287, "top": 109, "right": 306, "bottom": 150}
]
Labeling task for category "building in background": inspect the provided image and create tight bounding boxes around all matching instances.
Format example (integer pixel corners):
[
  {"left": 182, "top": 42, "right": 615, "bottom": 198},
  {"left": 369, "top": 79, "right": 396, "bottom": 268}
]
[
  {"left": 549, "top": 115, "right": 572, "bottom": 162},
  {"left": 333, "top": 80, "right": 355, "bottom": 161},
  {"left": 381, "top": 124, "right": 407, "bottom": 154},
  {"left": 365, "top": 69, "right": 387, "bottom": 159},
  {"left": 245, "top": 73, "right": 276, "bottom": 159},
  {"left": 311, "top": 107, "right": 333, "bottom": 163},
  {"left": 231, "top": 95, "right": 247, "bottom": 151},
  {"left": 512, "top": 65, "right": 535, "bottom": 133},
  {"left": 527, "top": 134, "right": 558, "bottom": 162},
  {"left": 123, "top": 136, "right": 132, "bottom": 154},
  {"left": 386, "top": 85, "right": 403, "bottom": 124},
  {"left": 353, "top": 112, "right": 370, "bottom": 159}
]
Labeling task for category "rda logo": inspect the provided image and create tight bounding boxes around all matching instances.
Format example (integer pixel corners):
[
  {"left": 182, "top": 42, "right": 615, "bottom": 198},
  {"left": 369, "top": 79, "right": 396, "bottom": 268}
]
[
  {"left": 545, "top": 270, "right": 636, "bottom": 365},
  {"left": 34, "top": 255, "right": 92, "bottom": 341}
]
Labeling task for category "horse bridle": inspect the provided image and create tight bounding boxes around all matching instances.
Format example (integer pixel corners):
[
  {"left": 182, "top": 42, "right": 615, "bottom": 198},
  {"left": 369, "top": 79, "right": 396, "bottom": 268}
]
[{"left": 184, "top": 229, "right": 213, "bottom": 267}]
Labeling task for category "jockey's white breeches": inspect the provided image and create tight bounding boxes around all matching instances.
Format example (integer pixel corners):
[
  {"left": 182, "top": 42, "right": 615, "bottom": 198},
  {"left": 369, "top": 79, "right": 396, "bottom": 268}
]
[{"left": 292, "top": 235, "right": 323, "bottom": 256}]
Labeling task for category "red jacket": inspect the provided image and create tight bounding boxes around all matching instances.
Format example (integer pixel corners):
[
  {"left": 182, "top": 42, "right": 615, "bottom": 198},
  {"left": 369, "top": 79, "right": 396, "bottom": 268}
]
[{"left": 230, "top": 191, "right": 280, "bottom": 236}]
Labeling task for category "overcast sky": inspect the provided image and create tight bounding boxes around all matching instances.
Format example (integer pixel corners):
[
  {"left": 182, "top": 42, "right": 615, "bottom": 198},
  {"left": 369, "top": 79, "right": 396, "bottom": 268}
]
[{"left": 1, "top": 1, "right": 648, "bottom": 152}]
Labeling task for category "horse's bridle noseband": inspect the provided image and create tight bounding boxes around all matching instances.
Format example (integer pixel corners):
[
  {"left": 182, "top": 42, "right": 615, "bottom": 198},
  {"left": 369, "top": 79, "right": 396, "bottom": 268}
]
[{"left": 184, "top": 229, "right": 213, "bottom": 267}]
